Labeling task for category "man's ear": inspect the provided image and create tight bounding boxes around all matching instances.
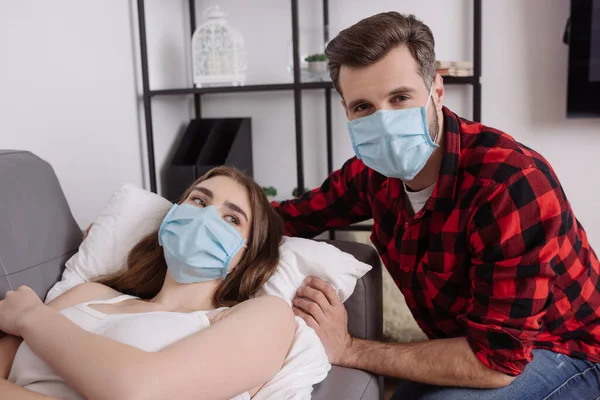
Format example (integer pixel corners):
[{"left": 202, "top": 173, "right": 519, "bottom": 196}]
[
  {"left": 433, "top": 74, "right": 445, "bottom": 112},
  {"left": 341, "top": 99, "right": 348, "bottom": 119}
]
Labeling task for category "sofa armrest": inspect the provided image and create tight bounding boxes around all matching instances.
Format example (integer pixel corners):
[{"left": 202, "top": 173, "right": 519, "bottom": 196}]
[
  {"left": 313, "top": 240, "right": 384, "bottom": 399},
  {"left": 312, "top": 366, "right": 382, "bottom": 400},
  {"left": 322, "top": 240, "right": 383, "bottom": 341}
]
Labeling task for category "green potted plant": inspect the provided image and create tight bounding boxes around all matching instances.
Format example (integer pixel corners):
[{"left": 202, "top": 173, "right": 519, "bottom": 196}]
[
  {"left": 262, "top": 186, "right": 278, "bottom": 201},
  {"left": 305, "top": 53, "right": 328, "bottom": 74},
  {"left": 292, "top": 187, "right": 308, "bottom": 198}
]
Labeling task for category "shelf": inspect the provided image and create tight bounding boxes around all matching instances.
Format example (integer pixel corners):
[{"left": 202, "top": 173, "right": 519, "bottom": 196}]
[
  {"left": 136, "top": 0, "right": 482, "bottom": 195},
  {"left": 442, "top": 76, "right": 478, "bottom": 84},
  {"left": 148, "top": 77, "right": 476, "bottom": 97},
  {"left": 149, "top": 81, "right": 334, "bottom": 96},
  {"left": 299, "top": 81, "right": 335, "bottom": 89}
]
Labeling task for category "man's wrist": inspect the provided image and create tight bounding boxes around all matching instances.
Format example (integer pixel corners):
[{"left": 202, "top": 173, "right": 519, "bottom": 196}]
[{"left": 339, "top": 336, "right": 366, "bottom": 368}]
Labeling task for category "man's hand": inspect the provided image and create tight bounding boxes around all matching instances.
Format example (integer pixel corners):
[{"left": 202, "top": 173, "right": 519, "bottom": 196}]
[
  {"left": 292, "top": 279, "right": 516, "bottom": 389},
  {"left": 292, "top": 277, "right": 352, "bottom": 364}
]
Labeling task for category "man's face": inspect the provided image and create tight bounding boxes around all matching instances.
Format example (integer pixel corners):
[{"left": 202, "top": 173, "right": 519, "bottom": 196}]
[{"left": 339, "top": 45, "right": 440, "bottom": 137}]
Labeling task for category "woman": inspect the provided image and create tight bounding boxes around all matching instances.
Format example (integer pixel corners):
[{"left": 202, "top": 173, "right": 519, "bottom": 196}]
[{"left": 0, "top": 166, "right": 295, "bottom": 400}]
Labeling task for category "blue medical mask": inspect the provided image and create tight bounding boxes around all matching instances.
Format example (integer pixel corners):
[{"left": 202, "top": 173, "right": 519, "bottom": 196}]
[
  {"left": 347, "top": 87, "right": 439, "bottom": 181},
  {"left": 158, "top": 204, "right": 247, "bottom": 284}
]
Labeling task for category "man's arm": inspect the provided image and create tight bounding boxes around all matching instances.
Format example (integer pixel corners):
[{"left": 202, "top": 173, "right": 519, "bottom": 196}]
[
  {"left": 272, "top": 157, "right": 372, "bottom": 237},
  {"left": 340, "top": 168, "right": 566, "bottom": 388},
  {"left": 458, "top": 167, "right": 561, "bottom": 376},
  {"left": 343, "top": 337, "right": 514, "bottom": 388},
  {"left": 293, "top": 278, "right": 513, "bottom": 388},
  {"left": 296, "top": 167, "right": 565, "bottom": 386}
]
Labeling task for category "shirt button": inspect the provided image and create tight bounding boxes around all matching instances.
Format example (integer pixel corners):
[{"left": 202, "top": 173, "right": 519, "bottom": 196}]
[
  {"left": 404, "top": 222, "right": 409, "bottom": 228},
  {"left": 403, "top": 266, "right": 410, "bottom": 272}
]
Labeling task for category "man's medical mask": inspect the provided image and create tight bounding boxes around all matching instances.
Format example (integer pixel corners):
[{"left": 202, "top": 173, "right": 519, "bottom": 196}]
[
  {"left": 158, "top": 204, "right": 247, "bottom": 284},
  {"left": 348, "top": 87, "right": 439, "bottom": 181}
]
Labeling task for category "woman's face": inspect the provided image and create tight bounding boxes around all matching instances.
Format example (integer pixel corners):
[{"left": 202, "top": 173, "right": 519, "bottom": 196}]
[{"left": 182, "top": 175, "right": 252, "bottom": 272}]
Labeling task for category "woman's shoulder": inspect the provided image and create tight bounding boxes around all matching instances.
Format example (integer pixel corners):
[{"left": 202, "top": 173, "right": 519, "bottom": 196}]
[
  {"left": 47, "top": 282, "right": 123, "bottom": 311},
  {"left": 210, "top": 295, "right": 292, "bottom": 325}
]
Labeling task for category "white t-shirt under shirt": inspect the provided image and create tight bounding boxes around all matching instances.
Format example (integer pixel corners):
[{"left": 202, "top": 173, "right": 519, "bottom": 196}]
[{"left": 404, "top": 182, "right": 436, "bottom": 215}]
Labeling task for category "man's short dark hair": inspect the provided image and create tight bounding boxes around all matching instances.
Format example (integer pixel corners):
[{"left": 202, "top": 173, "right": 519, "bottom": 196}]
[{"left": 325, "top": 12, "right": 436, "bottom": 95}]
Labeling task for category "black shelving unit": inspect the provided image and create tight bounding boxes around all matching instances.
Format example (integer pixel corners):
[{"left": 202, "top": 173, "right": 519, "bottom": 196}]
[{"left": 136, "top": 0, "right": 482, "bottom": 234}]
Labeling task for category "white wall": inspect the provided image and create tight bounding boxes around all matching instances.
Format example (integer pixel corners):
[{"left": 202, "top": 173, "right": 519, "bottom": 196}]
[
  {"left": 482, "top": 0, "right": 600, "bottom": 246},
  {"left": 0, "top": 0, "right": 144, "bottom": 228},
  {"left": 2, "top": 0, "right": 598, "bottom": 247}
]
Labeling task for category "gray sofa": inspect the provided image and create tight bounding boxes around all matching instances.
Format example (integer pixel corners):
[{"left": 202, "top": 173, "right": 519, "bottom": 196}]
[{"left": 0, "top": 150, "right": 384, "bottom": 399}]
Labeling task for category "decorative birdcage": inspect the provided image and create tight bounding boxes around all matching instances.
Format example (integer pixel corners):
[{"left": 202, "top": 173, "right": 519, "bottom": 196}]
[{"left": 192, "top": 6, "right": 247, "bottom": 87}]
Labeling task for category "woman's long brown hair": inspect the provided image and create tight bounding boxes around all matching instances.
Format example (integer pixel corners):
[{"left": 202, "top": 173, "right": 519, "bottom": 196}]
[{"left": 96, "top": 166, "right": 284, "bottom": 307}]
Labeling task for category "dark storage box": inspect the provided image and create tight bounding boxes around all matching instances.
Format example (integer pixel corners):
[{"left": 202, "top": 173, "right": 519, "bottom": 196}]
[{"left": 165, "top": 118, "right": 252, "bottom": 202}]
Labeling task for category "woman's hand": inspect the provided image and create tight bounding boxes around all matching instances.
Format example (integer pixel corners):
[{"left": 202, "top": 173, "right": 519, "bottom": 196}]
[{"left": 0, "top": 286, "right": 45, "bottom": 337}]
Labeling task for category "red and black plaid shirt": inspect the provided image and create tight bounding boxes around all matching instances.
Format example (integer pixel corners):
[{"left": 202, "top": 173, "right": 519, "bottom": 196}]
[{"left": 273, "top": 107, "right": 600, "bottom": 376}]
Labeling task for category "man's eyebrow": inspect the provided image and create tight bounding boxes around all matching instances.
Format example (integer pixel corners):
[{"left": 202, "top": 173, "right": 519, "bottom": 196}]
[
  {"left": 387, "top": 86, "right": 416, "bottom": 96},
  {"left": 347, "top": 86, "right": 416, "bottom": 110},
  {"left": 191, "top": 187, "right": 213, "bottom": 198},
  {"left": 225, "top": 201, "right": 249, "bottom": 222}
]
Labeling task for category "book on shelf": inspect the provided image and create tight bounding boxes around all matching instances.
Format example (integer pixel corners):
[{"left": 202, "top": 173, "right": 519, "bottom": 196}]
[
  {"left": 435, "top": 60, "right": 473, "bottom": 69},
  {"left": 436, "top": 68, "right": 472, "bottom": 77}
]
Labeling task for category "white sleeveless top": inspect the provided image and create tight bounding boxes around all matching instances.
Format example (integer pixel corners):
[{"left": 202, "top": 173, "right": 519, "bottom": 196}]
[{"left": 8, "top": 295, "right": 250, "bottom": 400}]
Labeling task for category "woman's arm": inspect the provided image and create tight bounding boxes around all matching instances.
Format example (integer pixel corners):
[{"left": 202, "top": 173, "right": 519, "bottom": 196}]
[
  {"left": 1, "top": 331, "right": 60, "bottom": 399},
  {"left": 1, "top": 280, "right": 118, "bottom": 379},
  {"left": 18, "top": 295, "right": 295, "bottom": 400},
  {"left": 0, "top": 378, "right": 62, "bottom": 400},
  {"left": 0, "top": 282, "right": 118, "bottom": 400},
  {"left": 0, "top": 334, "right": 21, "bottom": 379}
]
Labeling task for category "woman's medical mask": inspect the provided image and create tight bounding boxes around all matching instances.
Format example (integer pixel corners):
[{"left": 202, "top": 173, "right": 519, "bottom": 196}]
[
  {"left": 158, "top": 204, "right": 247, "bottom": 284},
  {"left": 347, "top": 87, "right": 439, "bottom": 181}
]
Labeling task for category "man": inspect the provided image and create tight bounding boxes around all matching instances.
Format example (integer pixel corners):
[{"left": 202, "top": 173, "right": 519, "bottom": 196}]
[{"left": 274, "top": 12, "right": 600, "bottom": 399}]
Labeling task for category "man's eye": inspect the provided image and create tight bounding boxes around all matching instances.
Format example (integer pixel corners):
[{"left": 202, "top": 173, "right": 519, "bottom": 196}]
[
  {"left": 354, "top": 103, "right": 371, "bottom": 113},
  {"left": 393, "top": 95, "right": 409, "bottom": 102},
  {"left": 224, "top": 215, "right": 240, "bottom": 226},
  {"left": 192, "top": 198, "right": 206, "bottom": 207}
]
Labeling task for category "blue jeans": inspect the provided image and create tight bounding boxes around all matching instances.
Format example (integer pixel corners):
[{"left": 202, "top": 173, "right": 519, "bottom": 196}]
[{"left": 391, "top": 350, "right": 600, "bottom": 400}]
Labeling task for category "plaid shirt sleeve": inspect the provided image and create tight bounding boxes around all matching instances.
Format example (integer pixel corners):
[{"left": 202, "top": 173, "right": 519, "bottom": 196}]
[
  {"left": 460, "top": 167, "right": 562, "bottom": 376},
  {"left": 272, "top": 157, "right": 372, "bottom": 237}
]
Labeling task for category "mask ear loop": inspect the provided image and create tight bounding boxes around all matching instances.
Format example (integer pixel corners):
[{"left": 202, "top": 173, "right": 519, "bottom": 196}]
[
  {"left": 425, "top": 84, "right": 434, "bottom": 108},
  {"left": 425, "top": 83, "right": 440, "bottom": 145}
]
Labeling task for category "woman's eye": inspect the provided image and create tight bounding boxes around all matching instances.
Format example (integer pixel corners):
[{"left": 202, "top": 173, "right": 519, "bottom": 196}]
[
  {"left": 192, "top": 198, "right": 206, "bottom": 207},
  {"left": 224, "top": 215, "right": 240, "bottom": 226}
]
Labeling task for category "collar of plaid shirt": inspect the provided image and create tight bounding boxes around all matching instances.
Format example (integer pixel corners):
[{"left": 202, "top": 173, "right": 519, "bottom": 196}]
[{"left": 274, "top": 107, "right": 600, "bottom": 377}]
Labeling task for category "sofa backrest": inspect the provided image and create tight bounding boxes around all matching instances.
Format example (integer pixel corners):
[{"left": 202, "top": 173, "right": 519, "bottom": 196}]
[{"left": 0, "top": 150, "right": 81, "bottom": 300}]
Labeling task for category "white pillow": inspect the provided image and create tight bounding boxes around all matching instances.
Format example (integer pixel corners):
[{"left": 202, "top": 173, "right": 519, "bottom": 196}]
[
  {"left": 46, "top": 184, "right": 172, "bottom": 302},
  {"left": 46, "top": 184, "right": 371, "bottom": 304},
  {"left": 257, "top": 237, "right": 371, "bottom": 305}
]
